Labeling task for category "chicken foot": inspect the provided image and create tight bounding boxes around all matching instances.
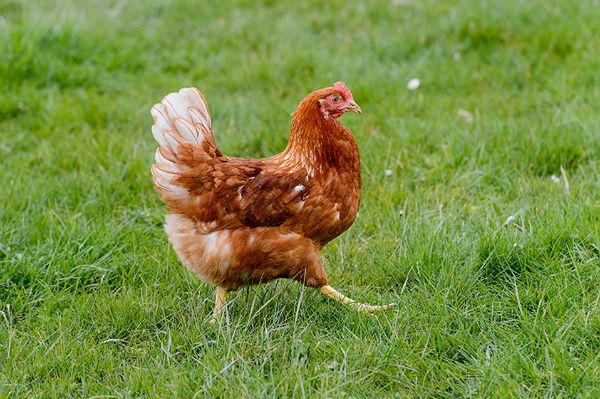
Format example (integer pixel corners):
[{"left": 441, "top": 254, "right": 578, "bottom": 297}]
[
  {"left": 319, "top": 285, "right": 395, "bottom": 312},
  {"left": 210, "top": 284, "right": 393, "bottom": 325},
  {"left": 209, "top": 287, "right": 228, "bottom": 325}
]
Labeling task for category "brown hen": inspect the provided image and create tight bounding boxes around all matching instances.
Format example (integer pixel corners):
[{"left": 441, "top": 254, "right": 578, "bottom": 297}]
[{"left": 151, "top": 82, "right": 394, "bottom": 323}]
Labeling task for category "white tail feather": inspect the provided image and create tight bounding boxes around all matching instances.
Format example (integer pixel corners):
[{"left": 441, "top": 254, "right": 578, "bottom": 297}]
[
  {"left": 163, "top": 131, "right": 182, "bottom": 153},
  {"left": 181, "top": 88, "right": 211, "bottom": 128},
  {"left": 189, "top": 107, "right": 211, "bottom": 131},
  {"left": 151, "top": 87, "right": 212, "bottom": 149},
  {"left": 154, "top": 148, "right": 179, "bottom": 173},
  {"left": 151, "top": 87, "right": 214, "bottom": 197},
  {"left": 151, "top": 125, "right": 167, "bottom": 148},
  {"left": 174, "top": 118, "right": 201, "bottom": 145},
  {"left": 151, "top": 164, "right": 188, "bottom": 196},
  {"left": 155, "top": 148, "right": 177, "bottom": 169},
  {"left": 151, "top": 105, "right": 172, "bottom": 132}
]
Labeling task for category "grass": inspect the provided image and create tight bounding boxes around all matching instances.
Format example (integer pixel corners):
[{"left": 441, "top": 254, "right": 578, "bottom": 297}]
[{"left": 1, "top": 0, "right": 599, "bottom": 397}]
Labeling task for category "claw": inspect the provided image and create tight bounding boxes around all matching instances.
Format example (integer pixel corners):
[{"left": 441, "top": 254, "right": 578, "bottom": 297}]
[{"left": 319, "top": 285, "right": 395, "bottom": 312}]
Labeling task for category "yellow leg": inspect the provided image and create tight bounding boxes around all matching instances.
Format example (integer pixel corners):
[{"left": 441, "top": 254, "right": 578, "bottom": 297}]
[
  {"left": 209, "top": 287, "right": 228, "bottom": 325},
  {"left": 319, "top": 285, "right": 395, "bottom": 312}
]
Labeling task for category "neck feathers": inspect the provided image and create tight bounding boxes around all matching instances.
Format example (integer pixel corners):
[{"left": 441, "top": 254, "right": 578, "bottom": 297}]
[{"left": 279, "top": 92, "right": 344, "bottom": 176}]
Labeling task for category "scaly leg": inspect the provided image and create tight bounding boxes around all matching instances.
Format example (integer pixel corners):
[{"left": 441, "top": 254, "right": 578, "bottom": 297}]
[
  {"left": 209, "top": 287, "right": 228, "bottom": 325},
  {"left": 319, "top": 285, "right": 395, "bottom": 312}
]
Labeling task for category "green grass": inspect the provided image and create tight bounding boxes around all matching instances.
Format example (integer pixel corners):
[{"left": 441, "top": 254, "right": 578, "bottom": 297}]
[{"left": 1, "top": 0, "right": 599, "bottom": 397}]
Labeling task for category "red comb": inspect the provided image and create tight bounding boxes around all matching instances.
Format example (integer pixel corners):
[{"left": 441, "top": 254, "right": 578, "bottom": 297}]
[{"left": 333, "top": 81, "right": 353, "bottom": 101}]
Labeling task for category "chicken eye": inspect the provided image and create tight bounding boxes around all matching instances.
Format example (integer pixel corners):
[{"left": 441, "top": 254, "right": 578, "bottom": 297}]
[{"left": 332, "top": 96, "right": 340, "bottom": 102}]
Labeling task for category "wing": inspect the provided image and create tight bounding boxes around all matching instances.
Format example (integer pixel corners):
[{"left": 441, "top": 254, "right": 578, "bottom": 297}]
[
  {"left": 157, "top": 149, "right": 313, "bottom": 233},
  {"left": 235, "top": 166, "right": 311, "bottom": 228}
]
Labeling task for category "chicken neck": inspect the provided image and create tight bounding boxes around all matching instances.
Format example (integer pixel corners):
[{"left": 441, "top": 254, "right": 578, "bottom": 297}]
[{"left": 278, "top": 98, "right": 354, "bottom": 177}]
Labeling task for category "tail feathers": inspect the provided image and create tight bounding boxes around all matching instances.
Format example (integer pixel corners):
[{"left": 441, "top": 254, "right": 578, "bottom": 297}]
[
  {"left": 150, "top": 87, "right": 216, "bottom": 199},
  {"left": 151, "top": 149, "right": 188, "bottom": 197},
  {"left": 151, "top": 87, "right": 214, "bottom": 149}
]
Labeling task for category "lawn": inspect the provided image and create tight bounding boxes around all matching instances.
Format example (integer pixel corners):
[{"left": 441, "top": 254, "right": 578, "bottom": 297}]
[{"left": 1, "top": 0, "right": 599, "bottom": 397}]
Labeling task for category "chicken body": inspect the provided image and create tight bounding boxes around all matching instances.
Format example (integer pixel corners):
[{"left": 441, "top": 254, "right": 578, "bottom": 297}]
[{"left": 151, "top": 83, "right": 393, "bottom": 320}]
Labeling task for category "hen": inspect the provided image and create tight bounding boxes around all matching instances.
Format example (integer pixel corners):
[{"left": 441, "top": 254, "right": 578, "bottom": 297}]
[{"left": 150, "top": 82, "right": 394, "bottom": 322}]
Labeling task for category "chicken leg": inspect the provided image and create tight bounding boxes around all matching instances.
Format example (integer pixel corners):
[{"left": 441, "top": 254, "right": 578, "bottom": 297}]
[
  {"left": 209, "top": 287, "right": 228, "bottom": 325},
  {"left": 319, "top": 285, "right": 395, "bottom": 312}
]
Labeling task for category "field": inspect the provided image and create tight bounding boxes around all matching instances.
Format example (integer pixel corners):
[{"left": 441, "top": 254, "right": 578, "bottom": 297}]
[{"left": 1, "top": 0, "right": 599, "bottom": 397}]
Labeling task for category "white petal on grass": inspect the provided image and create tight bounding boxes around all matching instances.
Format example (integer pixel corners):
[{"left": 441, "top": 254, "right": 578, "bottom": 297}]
[
  {"left": 407, "top": 78, "right": 420, "bottom": 91},
  {"left": 457, "top": 109, "right": 474, "bottom": 123},
  {"left": 384, "top": 169, "right": 393, "bottom": 176},
  {"left": 550, "top": 174, "right": 560, "bottom": 183},
  {"left": 503, "top": 215, "right": 515, "bottom": 226},
  {"left": 453, "top": 52, "right": 461, "bottom": 61}
]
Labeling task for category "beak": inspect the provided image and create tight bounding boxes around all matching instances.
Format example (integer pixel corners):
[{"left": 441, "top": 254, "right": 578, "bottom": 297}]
[{"left": 346, "top": 100, "right": 362, "bottom": 114}]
